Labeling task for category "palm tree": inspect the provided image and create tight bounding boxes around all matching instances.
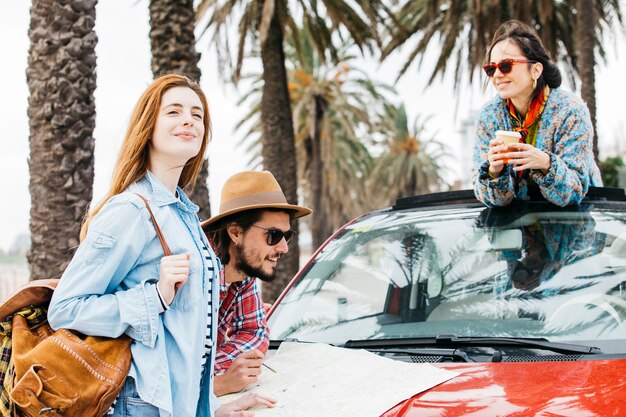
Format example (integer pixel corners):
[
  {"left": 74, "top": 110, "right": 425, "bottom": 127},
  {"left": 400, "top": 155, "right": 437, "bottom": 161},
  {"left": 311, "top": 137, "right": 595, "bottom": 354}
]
[
  {"left": 577, "top": 0, "right": 598, "bottom": 162},
  {"left": 381, "top": 0, "right": 623, "bottom": 162},
  {"left": 237, "top": 33, "right": 394, "bottom": 249},
  {"left": 27, "top": 0, "right": 98, "bottom": 280},
  {"left": 197, "top": 0, "right": 385, "bottom": 302},
  {"left": 371, "top": 105, "right": 447, "bottom": 205},
  {"left": 148, "top": 0, "right": 211, "bottom": 220},
  {"left": 288, "top": 32, "right": 394, "bottom": 247}
]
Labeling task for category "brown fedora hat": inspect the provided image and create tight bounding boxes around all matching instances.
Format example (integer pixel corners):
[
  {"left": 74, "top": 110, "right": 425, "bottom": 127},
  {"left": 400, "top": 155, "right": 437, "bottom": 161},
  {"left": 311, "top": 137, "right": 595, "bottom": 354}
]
[{"left": 201, "top": 170, "right": 311, "bottom": 230}]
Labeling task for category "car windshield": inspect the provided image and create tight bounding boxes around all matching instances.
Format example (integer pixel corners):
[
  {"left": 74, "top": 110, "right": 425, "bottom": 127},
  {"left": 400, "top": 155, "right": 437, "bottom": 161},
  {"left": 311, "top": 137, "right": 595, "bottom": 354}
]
[{"left": 269, "top": 202, "right": 626, "bottom": 354}]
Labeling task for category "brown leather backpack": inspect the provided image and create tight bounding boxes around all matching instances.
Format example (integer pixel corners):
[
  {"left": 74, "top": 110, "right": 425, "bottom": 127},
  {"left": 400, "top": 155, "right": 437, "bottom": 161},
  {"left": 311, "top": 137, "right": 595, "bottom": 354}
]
[
  {"left": 0, "top": 279, "right": 131, "bottom": 417},
  {"left": 0, "top": 194, "right": 171, "bottom": 417}
]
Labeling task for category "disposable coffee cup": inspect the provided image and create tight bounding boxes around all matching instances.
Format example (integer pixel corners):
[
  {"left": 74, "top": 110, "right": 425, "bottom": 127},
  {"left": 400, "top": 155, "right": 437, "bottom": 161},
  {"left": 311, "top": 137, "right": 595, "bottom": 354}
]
[{"left": 495, "top": 130, "right": 521, "bottom": 145}]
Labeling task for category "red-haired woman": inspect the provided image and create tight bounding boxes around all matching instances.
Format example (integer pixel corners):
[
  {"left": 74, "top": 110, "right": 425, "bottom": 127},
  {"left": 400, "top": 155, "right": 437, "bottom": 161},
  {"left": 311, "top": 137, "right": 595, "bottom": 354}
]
[{"left": 49, "top": 74, "right": 275, "bottom": 417}]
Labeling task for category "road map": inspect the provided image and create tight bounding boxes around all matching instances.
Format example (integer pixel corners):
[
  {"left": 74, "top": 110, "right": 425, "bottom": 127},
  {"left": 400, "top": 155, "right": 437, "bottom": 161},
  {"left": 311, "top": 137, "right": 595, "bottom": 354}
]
[{"left": 219, "top": 342, "right": 459, "bottom": 416}]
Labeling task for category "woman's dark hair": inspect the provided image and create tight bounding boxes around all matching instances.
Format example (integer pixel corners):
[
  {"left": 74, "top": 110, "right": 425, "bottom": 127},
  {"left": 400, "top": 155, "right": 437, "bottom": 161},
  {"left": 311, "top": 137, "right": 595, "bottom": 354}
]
[
  {"left": 486, "top": 20, "right": 562, "bottom": 102},
  {"left": 205, "top": 208, "right": 292, "bottom": 264}
]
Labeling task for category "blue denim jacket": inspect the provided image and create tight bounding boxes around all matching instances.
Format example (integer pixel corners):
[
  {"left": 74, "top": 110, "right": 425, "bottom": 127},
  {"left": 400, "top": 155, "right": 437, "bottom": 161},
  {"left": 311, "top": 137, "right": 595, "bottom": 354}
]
[{"left": 48, "top": 172, "right": 220, "bottom": 417}]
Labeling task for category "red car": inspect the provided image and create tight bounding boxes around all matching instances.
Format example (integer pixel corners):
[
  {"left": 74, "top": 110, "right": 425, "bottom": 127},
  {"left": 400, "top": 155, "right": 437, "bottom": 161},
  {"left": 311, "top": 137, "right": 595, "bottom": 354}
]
[{"left": 268, "top": 188, "right": 626, "bottom": 416}]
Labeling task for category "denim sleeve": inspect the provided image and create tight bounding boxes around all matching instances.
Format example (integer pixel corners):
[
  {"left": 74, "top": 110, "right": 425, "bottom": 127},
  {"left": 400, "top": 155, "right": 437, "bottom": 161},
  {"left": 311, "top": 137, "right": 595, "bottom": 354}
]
[
  {"left": 48, "top": 196, "right": 160, "bottom": 348},
  {"left": 530, "top": 104, "right": 594, "bottom": 207},
  {"left": 473, "top": 116, "right": 516, "bottom": 207}
]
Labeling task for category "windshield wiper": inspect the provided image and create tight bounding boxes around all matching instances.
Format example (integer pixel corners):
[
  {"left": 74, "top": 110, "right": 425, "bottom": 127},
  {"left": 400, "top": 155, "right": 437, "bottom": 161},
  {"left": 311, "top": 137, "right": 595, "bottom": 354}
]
[
  {"left": 271, "top": 339, "right": 472, "bottom": 361},
  {"left": 367, "top": 348, "right": 471, "bottom": 362},
  {"left": 434, "top": 334, "right": 602, "bottom": 354},
  {"left": 344, "top": 334, "right": 602, "bottom": 355}
]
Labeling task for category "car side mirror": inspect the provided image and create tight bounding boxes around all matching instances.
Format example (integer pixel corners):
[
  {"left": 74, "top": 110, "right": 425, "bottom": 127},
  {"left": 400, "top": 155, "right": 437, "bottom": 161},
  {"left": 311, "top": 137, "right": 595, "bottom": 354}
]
[
  {"left": 427, "top": 273, "right": 443, "bottom": 298},
  {"left": 489, "top": 229, "right": 523, "bottom": 251}
]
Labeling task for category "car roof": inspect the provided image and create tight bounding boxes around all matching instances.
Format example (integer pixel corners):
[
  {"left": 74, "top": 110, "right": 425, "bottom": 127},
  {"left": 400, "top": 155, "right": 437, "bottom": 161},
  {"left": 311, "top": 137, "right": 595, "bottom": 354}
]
[
  {"left": 351, "top": 187, "right": 626, "bottom": 228},
  {"left": 392, "top": 187, "right": 626, "bottom": 212}
]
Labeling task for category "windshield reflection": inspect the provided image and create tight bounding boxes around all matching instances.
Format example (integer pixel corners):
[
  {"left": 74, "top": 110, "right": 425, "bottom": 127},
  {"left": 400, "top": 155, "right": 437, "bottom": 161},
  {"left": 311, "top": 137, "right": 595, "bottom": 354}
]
[{"left": 269, "top": 204, "right": 626, "bottom": 353}]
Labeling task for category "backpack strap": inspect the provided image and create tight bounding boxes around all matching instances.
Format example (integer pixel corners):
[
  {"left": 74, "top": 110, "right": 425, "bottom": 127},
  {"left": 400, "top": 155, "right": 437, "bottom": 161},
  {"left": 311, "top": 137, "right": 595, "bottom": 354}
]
[
  {"left": 0, "top": 194, "right": 172, "bottom": 322},
  {"left": 133, "top": 193, "right": 172, "bottom": 257}
]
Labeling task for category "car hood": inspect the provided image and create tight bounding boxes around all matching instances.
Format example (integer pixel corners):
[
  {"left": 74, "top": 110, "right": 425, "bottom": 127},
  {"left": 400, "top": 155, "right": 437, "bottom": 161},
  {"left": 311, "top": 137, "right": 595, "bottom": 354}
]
[{"left": 381, "top": 359, "right": 626, "bottom": 417}]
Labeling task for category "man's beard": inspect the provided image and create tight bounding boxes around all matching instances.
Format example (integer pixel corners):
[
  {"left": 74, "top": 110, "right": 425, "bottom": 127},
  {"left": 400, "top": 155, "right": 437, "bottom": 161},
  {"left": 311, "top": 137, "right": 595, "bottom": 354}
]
[{"left": 234, "top": 244, "right": 277, "bottom": 282}]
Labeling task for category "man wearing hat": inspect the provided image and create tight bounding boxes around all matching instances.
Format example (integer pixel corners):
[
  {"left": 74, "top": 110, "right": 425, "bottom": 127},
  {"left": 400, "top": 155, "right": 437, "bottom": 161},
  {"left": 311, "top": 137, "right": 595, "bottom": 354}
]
[{"left": 201, "top": 170, "right": 311, "bottom": 396}]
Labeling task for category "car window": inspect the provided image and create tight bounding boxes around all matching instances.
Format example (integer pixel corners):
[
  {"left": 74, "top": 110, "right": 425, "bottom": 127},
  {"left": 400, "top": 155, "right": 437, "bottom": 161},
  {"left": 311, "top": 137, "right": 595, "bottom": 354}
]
[{"left": 270, "top": 204, "right": 626, "bottom": 353}]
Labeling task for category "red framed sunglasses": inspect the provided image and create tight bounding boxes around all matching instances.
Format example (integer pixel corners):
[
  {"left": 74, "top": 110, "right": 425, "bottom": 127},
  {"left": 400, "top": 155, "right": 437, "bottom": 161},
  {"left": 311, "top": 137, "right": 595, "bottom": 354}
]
[{"left": 482, "top": 59, "right": 537, "bottom": 77}]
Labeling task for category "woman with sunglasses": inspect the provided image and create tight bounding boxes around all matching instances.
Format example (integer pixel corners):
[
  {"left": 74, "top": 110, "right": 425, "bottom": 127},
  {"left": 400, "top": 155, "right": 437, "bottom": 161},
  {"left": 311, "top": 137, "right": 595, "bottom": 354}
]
[
  {"left": 473, "top": 20, "right": 602, "bottom": 207},
  {"left": 48, "top": 75, "right": 275, "bottom": 417}
]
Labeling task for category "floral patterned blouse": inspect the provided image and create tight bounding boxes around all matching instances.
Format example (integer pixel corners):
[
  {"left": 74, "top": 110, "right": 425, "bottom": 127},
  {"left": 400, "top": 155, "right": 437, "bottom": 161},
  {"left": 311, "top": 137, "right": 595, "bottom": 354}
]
[{"left": 473, "top": 88, "right": 602, "bottom": 207}]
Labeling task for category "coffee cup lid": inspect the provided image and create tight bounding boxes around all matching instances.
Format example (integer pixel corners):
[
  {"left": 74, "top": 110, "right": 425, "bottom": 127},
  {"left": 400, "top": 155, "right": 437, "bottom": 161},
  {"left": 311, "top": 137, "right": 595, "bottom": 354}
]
[{"left": 496, "top": 130, "right": 521, "bottom": 138}]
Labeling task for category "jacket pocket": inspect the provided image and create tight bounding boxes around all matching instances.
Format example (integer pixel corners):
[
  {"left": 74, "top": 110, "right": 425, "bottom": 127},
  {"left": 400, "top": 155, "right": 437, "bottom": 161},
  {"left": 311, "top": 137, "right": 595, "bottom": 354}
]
[
  {"left": 168, "top": 261, "right": 201, "bottom": 312},
  {"left": 79, "top": 231, "right": 116, "bottom": 266}
]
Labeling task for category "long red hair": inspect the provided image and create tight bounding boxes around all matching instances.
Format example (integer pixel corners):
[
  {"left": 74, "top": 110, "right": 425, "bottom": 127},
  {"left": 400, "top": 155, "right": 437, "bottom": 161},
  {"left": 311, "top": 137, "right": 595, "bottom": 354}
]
[{"left": 80, "top": 74, "right": 211, "bottom": 240}]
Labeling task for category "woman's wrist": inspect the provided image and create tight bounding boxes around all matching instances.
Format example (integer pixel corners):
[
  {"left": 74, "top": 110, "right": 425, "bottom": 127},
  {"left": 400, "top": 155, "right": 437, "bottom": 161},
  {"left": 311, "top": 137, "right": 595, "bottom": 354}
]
[
  {"left": 540, "top": 152, "right": 551, "bottom": 174},
  {"left": 488, "top": 166, "right": 501, "bottom": 179},
  {"left": 155, "top": 282, "right": 170, "bottom": 311}
]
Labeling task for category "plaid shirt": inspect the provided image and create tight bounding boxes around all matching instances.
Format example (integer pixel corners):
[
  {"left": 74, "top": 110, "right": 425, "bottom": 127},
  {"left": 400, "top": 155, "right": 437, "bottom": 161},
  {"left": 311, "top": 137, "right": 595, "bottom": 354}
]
[
  {"left": 1, "top": 305, "right": 48, "bottom": 417},
  {"left": 215, "top": 273, "right": 269, "bottom": 374}
]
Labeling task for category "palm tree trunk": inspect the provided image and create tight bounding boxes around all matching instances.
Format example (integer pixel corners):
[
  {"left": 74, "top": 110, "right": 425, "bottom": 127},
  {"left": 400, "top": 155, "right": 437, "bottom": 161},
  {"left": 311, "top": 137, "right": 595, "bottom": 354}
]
[
  {"left": 260, "top": 6, "right": 300, "bottom": 303},
  {"left": 310, "top": 95, "right": 331, "bottom": 250},
  {"left": 149, "top": 0, "right": 211, "bottom": 220},
  {"left": 27, "top": 0, "right": 98, "bottom": 280},
  {"left": 577, "top": 0, "right": 599, "bottom": 164}
]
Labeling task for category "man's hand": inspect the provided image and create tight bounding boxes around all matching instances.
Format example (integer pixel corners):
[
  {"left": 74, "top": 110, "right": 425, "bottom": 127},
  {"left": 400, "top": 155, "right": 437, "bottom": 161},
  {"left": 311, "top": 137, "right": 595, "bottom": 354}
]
[
  {"left": 215, "top": 393, "right": 277, "bottom": 417},
  {"left": 215, "top": 350, "right": 264, "bottom": 396}
]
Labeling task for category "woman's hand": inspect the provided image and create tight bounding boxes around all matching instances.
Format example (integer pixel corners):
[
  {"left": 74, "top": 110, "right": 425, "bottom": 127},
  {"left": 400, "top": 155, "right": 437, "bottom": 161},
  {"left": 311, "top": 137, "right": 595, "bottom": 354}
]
[
  {"left": 216, "top": 393, "right": 277, "bottom": 417},
  {"left": 157, "top": 253, "right": 190, "bottom": 305},
  {"left": 487, "top": 139, "right": 510, "bottom": 178},
  {"left": 503, "top": 143, "right": 551, "bottom": 174}
]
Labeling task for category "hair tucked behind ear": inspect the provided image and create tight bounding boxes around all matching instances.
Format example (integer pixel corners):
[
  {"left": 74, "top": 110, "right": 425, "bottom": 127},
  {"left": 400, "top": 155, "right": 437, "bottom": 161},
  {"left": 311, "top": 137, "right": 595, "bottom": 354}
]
[
  {"left": 206, "top": 210, "right": 265, "bottom": 265},
  {"left": 205, "top": 208, "right": 293, "bottom": 264},
  {"left": 486, "top": 20, "right": 562, "bottom": 101},
  {"left": 80, "top": 74, "right": 212, "bottom": 240}
]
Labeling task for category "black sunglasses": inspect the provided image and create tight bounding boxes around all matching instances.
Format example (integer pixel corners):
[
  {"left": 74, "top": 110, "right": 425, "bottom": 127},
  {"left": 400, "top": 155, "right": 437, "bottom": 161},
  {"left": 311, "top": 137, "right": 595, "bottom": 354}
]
[
  {"left": 482, "top": 59, "right": 537, "bottom": 77},
  {"left": 250, "top": 225, "right": 296, "bottom": 246}
]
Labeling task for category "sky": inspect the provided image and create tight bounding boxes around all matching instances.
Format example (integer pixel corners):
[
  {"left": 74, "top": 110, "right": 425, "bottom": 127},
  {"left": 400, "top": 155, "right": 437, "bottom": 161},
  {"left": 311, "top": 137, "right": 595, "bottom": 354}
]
[{"left": 0, "top": 0, "right": 624, "bottom": 253}]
